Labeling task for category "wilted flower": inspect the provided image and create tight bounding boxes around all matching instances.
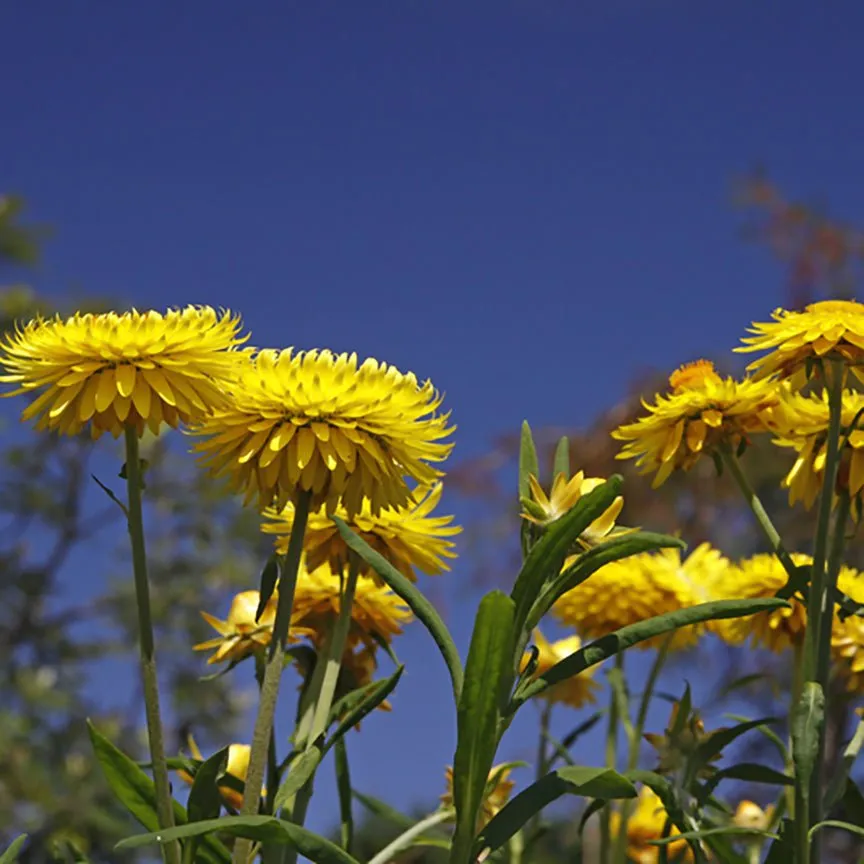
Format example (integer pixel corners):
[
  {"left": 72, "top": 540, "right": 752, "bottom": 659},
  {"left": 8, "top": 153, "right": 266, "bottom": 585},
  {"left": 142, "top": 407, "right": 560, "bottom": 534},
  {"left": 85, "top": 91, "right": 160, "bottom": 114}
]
[
  {"left": 0, "top": 306, "right": 246, "bottom": 437},
  {"left": 519, "top": 629, "right": 599, "bottom": 709}
]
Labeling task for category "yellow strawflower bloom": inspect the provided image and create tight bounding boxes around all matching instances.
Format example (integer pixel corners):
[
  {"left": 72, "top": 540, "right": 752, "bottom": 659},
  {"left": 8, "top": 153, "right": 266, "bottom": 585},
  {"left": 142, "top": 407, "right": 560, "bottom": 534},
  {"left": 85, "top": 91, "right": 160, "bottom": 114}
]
[
  {"left": 261, "top": 482, "right": 460, "bottom": 583},
  {"left": 178, "top": 737, "right": 262, "bottom": 811},
  {"left": 291, "top": 562, "right": 412, "bottom": 648},
  {"left": 768, "top": 389, "right": 864, "bottom": 508},
  {"left": 441, "top": 764, "right": 515, "bottom": 830},
  {"left": 737, "top": 299, "right": 864, "bottom": 386},
  {"left": 610, "top": 787, "right": 693, "bottom": 864},
  {"left": 733, "top": 799, "right": 774, "bottom": 833},
  {"left": 830, "top": 572, "right": 864, "bottom": 693},
  {"left": 613, "top": 360, "right": 779, "bottom": 488},
  {"left": 519, "top": 629, "right": 598, "bottom": 709},
  {"left": 521, "top": 472, "right": 626, "bottom": 546},
  {"left": 192, "top": 348, "right": 454, "bottom": 515},
  {"left": 553, "top": 543, "right": 727, "bottom": 650},
  {"left": 0, "top": 306, "right": 246, "bottom": 438}
]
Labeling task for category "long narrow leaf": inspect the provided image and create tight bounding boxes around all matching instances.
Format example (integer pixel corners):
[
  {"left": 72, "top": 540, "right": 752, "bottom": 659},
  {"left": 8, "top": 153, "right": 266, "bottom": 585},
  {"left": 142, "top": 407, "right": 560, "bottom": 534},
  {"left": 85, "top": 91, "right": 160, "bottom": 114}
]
[
  {"left": 334, "top": 738, "right": 354, "bottom": 853},
  {"left": 352, "top": 791, "right": 415, "bottom": 830},
  {"left": 0, "top": 836, "right": 27, "bottom": 864},
  {"left": 792, "top": 682, "right": 824, "bottom": 808},
  {"left": 332, "top": 516, "right": 463, "bottom": 702},
  {"left": 325, "top": 666, "right": 404, "bottom": 753},
  {"left": 824, "top": 716, "right": 864, "bottom": 813}
]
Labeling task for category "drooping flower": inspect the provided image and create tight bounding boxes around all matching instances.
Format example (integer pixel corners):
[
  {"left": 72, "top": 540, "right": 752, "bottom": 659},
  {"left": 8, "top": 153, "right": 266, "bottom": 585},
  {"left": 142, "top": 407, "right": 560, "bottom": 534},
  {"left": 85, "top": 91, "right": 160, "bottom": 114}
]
[
  {"left": 519, "top": 629, "right": 599, "bottom": 709},
  {"left": 737, "top": 299, "right": 864, "bottom": 386},
  {"left": 291, "top": 562, "right": 412, "bottom": 649},
  {"left": 178, "top": 737, "right": 262, "bottom": 811},
  {"left": 521, "top": 472, "right": 627, "bottom": 546},
  {"left": 191, "top": 348, "right": 454, "bottom": 515},
  {"left": 553, "top": 543, "right": 727, "bottom": 650},
  {"left": 440, "top": 764, "right": 515, "bottom": 830},
  {"left": 194, "top": 589, "right": 284, "bottom": 665},
  {"left": 0, "top": 306, "right": 247, "bottom": 438},
  {"left": 613, "top": 360, "right": 779, "bottom": 488},
  {"left": 261, "top": 482, "right": 460, "bottom": 583},
  {"left": 768, "top": 389, "right": 864, "bottom": 508},
  {"left": 609, "top": 787, "right": 693, "bottom": 864}
]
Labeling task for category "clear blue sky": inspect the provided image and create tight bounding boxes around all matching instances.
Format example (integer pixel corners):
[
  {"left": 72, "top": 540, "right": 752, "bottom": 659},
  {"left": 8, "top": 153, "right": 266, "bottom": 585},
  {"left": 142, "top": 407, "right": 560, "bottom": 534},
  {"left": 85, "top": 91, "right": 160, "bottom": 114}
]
[{"left": 5, "top": 0, "right": 864, "bottom": 843}]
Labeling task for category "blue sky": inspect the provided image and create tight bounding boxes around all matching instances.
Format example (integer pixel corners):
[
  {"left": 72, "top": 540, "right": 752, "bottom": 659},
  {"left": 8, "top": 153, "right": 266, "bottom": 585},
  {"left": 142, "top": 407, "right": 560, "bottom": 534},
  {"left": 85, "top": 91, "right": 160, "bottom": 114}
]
[{"left": 5, "top": 0, "right": 864, "bottom": 845}]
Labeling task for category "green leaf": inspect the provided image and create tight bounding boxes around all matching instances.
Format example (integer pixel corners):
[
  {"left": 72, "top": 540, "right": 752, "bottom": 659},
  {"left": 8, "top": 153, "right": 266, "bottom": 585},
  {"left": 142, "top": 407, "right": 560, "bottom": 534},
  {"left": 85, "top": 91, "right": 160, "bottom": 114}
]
[
  {"left": 577, "top": 798, "right": 608, "bottom": 836},
  {"left": 334, "top": 738, "right": 353, "bottom": 853},
  {"left": 764, "top": 818, "right": 795, "bottom": 864},
  {"left": 256, "top": 553, "right": 280, "bottom": 620},
  {"left": 697, "top": 763, "right": 792, "bottom": 805},
  {"left": 0, "top": 836, "right": 27, "bottom": 864},
  {"left": 474, "top": 767, "right": 636, "bottom": 858},
  {"left": 552, "top": 436, "right": 570, "bottom": 481},
  {"left": 87, "top": 721, "right": 231, "bottom": 864},
  {"left": 511, "top": 599, "right": 788, "bottom": 711},
  {"left": 689, "top": 717, "right": 778, "bottom": 783},
  {"left": 529, "top": 530, "right": 685, "bottom": 631},
  {"left": 325, "top": 666, "right": 404, "bottom": 752},
  {"left": 511, "top": 476, "right": 623, "bottom": 632},
  {"left": 116, "top": 816, "right": 361, "bottom": 864},
  {"left": 649, "top": 827, "right": 778, "bottom": 846},
  {"left": 809, "top": 819, "right": 864, "bottom": 841},
  {"left": 839, "top": 778, "right": 864, "bottom": 827},
  {"left": 352, "top": 791, "right": 415, "bottom": 830},
  {"left": 188, "top": 746, "right": 229, "bottom": 823},
  {"left": 792, "top": 682, "right": 824, "bottom": 807},
  {"left": 824, "top": 715, "right": 864, "bottom": 813},
  {"left": 518, "top": 421, "right": 539, "bottom": 501},
  {"left": 332, "top": 516, "right": 463, "bottom": 703},
  {"left": 274, "top": 749, "right": 322, "bottom": 812},
  {"left": 451, "top": 591, "right": 516, "bottom": 864},
  {"left": 724, "top": 713, "right": 788, "bottom": 762},
  {"left": 670, "top": 683, "right": 693, "bottom": 740}
]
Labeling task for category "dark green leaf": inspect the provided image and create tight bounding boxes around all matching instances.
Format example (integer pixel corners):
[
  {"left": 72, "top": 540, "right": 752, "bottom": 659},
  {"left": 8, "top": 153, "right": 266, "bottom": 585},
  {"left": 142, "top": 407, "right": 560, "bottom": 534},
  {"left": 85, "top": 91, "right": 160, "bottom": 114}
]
[
  {"left": 115, "top": 816, "right": 361, "bottom": 864},
  {"left": 451, "top": 591, "right": 516, "bottom": 864},
  {"left": 724, "top": 713, "right": 788, "bottom": 762},
  {"left": 552, "top": 436, "right": 570, "bottom": 481},
  {"left": 474, "top": 767, "right": 636, "bottom": 858},
  {"left": 332, "top": 516, "right": 463, "bottom": 703},
  {"left": 671, "top": 683, "right": 693, "bottom": 740},
  {"left": 512, "top": 599, "right": 788, "bottom": 711},
  {"left": 274, "top": 749, "right": 322, "bottom": 812},
  {"left": 325, "top": 666, "right": 404, "bottom": 752},
  {"left": 334, "top": 738, "right": 353, "bottom": 853},
  {"left": 792, "top": 682, "right": 824, "bottom": 805},
  {"left": 764, "top": 818, "right": 795, "bottom": 864},
  {"left": 699, "top": 762, "right": 791, "bottom": 803},
  {"left": 577, "top": 799, "right": 607, "bottom": 836},
  {"left": 188, "top": 746, "right": 229, "bottom": 823},
  {"left": 0, "top": 836, "right": 27, "bottom": 864},
  {"left": 840, "top": 778, "right": 864, "bottom": 827},
  {"left": 352, "top": 791, "right": 415, "bottom": 830},
  {"left": 649, "top": 827, "right": 778, "bottom": 846},
  {"left": 256, "top": 554, "right": 280, "bottom": 620},
  {"left": 562, "top": 712, "right": 605, "bottom": 751},
  {"left": 689, "top": 717, "right": 778, "bottom": 783},
  {"left": 518, "top": 421, "right": 539, "bottom": 502},
  {"left": 824, "top": 716, "right": 864, "bottom": 813}
]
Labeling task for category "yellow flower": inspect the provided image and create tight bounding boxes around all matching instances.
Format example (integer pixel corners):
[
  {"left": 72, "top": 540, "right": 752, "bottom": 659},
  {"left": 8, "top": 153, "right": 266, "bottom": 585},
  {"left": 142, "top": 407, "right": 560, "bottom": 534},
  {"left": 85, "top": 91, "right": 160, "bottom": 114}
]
[
  {"left": 194, "top": 589, "right": 285, "bottom": 665},
  {"left": 192, "top": 348, "right": 454, "bottom": 515},
  {"left": 291, "top": 562, "right": 412, "bottom": 648},
  {"left": 521, "top": 472, "right": 626, "bottom": 546},
  {"left": 261, "top": 482, "right": 460, "bottom": 583},
  {"left": 768, "top": 389, "right": 864, "bottom": 508},
  {"left": 441, "top": 764, "right": 515, "bottom": 830},
  {"left": 610, "top": 787, "right": 693, "bottom": 864},
  {"left": 0, "top": 306, "right": 246, "bottom": 438},
  {"left": 553, "top": 543, "right": 726, "bottom": 650},
  {"left": 732, "top": 800, "right": 774, "bottom": 833},
  {"left": 831, "top": 573, "right": 864, "bottom": 693},
  {"left": 519, "top": 629, "right": 599, "bottom": 709},
  {"left": 178, "top": 737, "right": 262, "bottom": 811},
  {"left": 737, "top": 299, "right": 864, "bottom": 386},
  {"left": 613, "top": 360, "right": 779, "bottom": 488}
]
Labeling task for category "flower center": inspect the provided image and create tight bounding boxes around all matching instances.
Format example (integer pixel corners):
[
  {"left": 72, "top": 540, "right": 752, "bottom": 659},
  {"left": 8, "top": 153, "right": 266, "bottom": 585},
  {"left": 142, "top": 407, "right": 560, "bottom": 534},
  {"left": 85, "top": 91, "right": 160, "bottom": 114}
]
[
  {"left": 805, "top": 299, "right": 864, "bottom": 317},
  {"left": 668, "top": 359, "right": 722, "bottom": 392}
]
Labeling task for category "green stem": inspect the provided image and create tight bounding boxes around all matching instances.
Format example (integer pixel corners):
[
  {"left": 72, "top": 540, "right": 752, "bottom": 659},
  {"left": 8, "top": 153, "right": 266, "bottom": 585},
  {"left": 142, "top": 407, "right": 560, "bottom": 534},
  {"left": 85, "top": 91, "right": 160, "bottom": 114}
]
[
  {"left": 232, "top": 490, "right": 311, "bottom": 864},
  {"left": 816, "top": 491, "right": 850, "bottom": 693},
  {"left": 123, "top": 428, "right": 180, "bottom": 864},
  {"left": 600, "top": 652, "right": 624, "bottom": 864},
  {"left": 788, "top": 639, "right": 804, "bottom": 818},
  {"left": 367, "top": 810, "right": 453, "bottom": 864},
  {"left": 529, "top": 702, "right": 552, "bottom": 841},
  {"left": 612, "top": 637, "right": 671, "bottom": 864}
]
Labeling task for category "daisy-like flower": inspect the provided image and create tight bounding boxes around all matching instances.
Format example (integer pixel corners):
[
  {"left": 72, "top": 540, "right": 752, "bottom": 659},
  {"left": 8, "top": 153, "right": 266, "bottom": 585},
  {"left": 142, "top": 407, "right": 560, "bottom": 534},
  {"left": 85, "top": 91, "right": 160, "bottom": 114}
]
[
  {"left": 737, "top": 299, "right": 864, "bottom": 386},
  {"left": 609, "top": 787, "right": 693, "bottom": 864},
  {"left": 521, "top": 472, "right": 626, "bottom": 546},
  {"left": 192, "top": 348, "right": 454, "bottom": 515},
  {"left": 612, "top": 360, "right": 780, "bottom": 488},
  {"left": 178, "top": 737, "right": 262, "bottom": 811},
  {"left": 519, "top": 629, "right": 599, "bottom": 709},
  {"left": 768, "top": 389, "right": 864, "bottom": 508},
  {"left": 291, "top": 562, "right": 412, "bottom": 648},
  {"left": 440, "top": 764, "right": 515, "bottom": 831},
  {"left": 261, "top": 482, "right": 460, "bottom": 583},
  {"left": 0, "top": 306, "right": 247, "bottom": 438},
  {"left": 194, "top": 589, "right": 286, "bottom": 665},
  {"left": 553, "top": 543, "right": 727, "bottom": 651}
]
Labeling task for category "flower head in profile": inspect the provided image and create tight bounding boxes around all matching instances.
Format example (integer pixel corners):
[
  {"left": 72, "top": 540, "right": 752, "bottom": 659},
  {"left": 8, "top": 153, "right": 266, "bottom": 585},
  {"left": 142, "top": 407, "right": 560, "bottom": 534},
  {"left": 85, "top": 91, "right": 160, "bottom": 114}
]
[
  {"left": 178, "top": 736, "right": 262, "bottom": 811},
  {"left": 291, "top": 563, "right": 412, "bottom": 649},
  {"left": 441, "top": 764, "right": 515, "bottom": 830},
  {"left": 737, "top": 299, "right": 864, "bottom": 386},
  {"left": 609, "top": 786, "right": 693, "bottom": 864},
  {"left": 262, "top": 482, "right": 460, "bottom": 583},
  {"left": 830, "top": 572, "right": 864, "bottom": 693},
  {"left": 194, "top": 589, "right": 283, "bottom": 665},
  {"left": 192, "top": 348, "right": 454, "bottom": 515},
  {"left": 0, "top": 306, "right": 247, "bottom": 438},
  {"left": 521, "top": 472, "right": 627, "bottom": 546},
  {"left": 554, "top": 543, "right": 727, "bottom": 650},
  {"left": 733, "top": 800, "right": 775, "bottom": 836},
  {"left": 613, "top": 360, "right": 779, "bottom": 488},
  {"left": 519, "top": 629, "right": 599, "bottom": 709},
  {"left": 768, "top": 389, "right": 864, "bottom": 508}
]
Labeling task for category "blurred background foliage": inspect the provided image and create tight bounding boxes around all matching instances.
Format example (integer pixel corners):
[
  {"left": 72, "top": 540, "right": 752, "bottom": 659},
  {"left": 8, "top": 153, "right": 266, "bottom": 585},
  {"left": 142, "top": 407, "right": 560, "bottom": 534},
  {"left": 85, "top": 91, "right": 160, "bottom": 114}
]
[{"left": 2, "top": 178, "right": 864, "bottom": 861}]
